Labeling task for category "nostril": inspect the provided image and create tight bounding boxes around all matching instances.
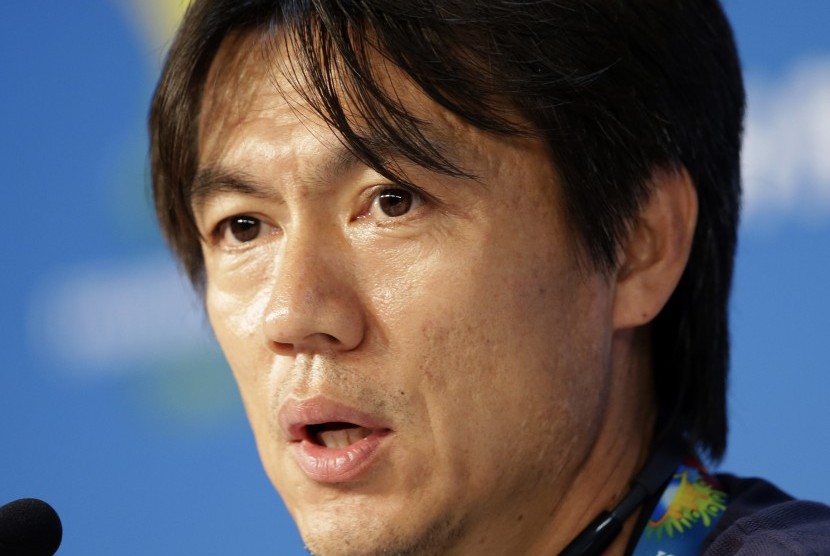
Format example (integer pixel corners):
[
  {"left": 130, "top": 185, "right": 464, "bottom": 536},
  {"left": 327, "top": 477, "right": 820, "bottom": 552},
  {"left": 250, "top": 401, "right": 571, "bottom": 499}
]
[
  {"left": 269, "top": 333, "right": 347, "bottom": 356},
  {"left": 269, "top": 341, "right": 296, "bottom": 356},
  {"left": 320, "top": 333, "right": 339, "bottom": 344}
]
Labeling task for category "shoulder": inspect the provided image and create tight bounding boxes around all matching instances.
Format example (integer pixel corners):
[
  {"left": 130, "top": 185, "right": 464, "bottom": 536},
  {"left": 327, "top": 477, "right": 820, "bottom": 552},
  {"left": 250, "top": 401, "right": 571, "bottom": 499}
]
[{"left": 702, "top": 474, "right": 830, "bottom": 555}]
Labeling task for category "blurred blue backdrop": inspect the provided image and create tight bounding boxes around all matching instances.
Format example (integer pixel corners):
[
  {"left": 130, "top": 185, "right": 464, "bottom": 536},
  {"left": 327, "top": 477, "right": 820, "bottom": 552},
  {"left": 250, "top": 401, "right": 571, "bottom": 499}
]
[{"left": 1, "top": 1, "right": 827, "bottom": 554}]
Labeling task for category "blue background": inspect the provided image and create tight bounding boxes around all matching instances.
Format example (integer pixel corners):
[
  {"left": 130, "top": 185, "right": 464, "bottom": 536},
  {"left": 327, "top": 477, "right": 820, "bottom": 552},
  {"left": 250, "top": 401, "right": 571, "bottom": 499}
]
[{"left": 1, "top": 1, "right": 828, "bottom": 554}]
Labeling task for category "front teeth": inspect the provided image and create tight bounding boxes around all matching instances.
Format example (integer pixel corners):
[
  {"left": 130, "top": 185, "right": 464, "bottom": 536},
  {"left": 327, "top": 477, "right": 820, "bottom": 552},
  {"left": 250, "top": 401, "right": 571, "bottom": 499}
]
[{"left": 318, "top": 427, "right": 371, "bottom": 448}]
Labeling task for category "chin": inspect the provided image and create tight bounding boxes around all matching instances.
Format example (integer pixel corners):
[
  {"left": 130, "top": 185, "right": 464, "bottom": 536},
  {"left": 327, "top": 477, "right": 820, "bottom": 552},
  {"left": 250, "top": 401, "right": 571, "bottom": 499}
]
[{"left": 292, "top": 496, "right": 465, "bottom": 556}]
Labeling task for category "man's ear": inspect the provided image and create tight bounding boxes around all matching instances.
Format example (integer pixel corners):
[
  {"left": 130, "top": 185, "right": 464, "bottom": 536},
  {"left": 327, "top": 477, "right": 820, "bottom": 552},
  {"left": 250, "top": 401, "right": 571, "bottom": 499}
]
[{"left": 612, "top": 167, "right": 698, "bottom": 330}]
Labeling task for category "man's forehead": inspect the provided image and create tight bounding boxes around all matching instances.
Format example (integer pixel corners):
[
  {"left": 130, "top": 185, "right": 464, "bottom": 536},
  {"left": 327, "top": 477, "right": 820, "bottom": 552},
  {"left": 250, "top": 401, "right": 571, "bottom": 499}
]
[
  {"left": 202, "top": 30, "right": 485, "bottom": 141},
  {"left": 199, "top": 43, "right": 384, "bottom": 171},
  {"left": 199, "top": 32, "right": 299, "bottom": 141},
  {"left": 196, "top": 26, "right": 553, "bottom": 196}
]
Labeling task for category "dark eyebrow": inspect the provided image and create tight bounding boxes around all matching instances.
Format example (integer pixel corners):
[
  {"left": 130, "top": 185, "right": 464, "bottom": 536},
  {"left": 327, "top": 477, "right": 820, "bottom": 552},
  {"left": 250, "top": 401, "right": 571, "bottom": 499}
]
[
  {"left": 189, "top": 134, "right": 471, "bottom": 216},
  {"left": 190, "top": 145, "right": 367, "bottom": 215},
  {"left": 189, "top": 167, "right": 276, "bottom": 214}
]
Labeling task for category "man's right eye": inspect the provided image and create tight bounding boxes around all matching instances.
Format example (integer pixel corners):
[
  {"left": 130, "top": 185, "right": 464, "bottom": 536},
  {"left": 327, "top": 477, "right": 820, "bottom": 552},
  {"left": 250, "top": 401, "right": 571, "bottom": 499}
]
[{"left": 215, "top": 215, "right": 268, "bottom": 245}]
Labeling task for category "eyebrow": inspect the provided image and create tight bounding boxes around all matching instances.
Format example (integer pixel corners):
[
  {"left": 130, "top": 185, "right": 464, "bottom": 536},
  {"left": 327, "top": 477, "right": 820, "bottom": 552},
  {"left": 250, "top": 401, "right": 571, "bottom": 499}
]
[
  {"left": 189, "top": 167, "right": 275, "bottom": 214},
  {"left": 189, "top": 128, "right": 474, "bottom": 215},
  {"left": 189, "top": 145, "right": 362, "bottom": 213}
]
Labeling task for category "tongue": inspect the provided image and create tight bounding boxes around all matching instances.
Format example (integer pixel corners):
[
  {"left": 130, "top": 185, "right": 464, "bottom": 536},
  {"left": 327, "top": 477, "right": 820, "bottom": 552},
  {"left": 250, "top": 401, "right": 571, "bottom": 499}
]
[{"left": 316, "top": 425, "right": 372, "bottom": 449}]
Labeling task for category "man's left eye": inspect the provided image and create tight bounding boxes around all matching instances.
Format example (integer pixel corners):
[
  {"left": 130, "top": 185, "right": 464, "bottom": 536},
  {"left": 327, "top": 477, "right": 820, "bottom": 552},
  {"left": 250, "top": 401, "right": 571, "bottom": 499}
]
[{"left": 373, "top": 187, "right": 420, "bottom": 218}]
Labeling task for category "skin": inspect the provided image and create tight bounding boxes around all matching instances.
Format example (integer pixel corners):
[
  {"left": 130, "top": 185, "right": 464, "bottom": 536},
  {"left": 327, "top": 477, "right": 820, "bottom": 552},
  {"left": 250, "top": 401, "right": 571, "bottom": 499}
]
[{"left": 193, "top": 33, "right": 697, "bottom": 556}]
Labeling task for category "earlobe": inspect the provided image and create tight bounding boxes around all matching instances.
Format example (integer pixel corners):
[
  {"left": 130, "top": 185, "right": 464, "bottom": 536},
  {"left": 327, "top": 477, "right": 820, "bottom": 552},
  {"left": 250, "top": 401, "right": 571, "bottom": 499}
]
[{"left": 612, "top": 167, "right": 698, "bottom": 330}]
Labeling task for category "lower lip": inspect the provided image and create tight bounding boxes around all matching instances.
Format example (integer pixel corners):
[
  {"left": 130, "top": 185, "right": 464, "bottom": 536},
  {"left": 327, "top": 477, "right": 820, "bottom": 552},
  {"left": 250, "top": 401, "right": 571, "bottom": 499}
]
[{"left": 291, "top": 430, "right": 391, "bottom": 483}]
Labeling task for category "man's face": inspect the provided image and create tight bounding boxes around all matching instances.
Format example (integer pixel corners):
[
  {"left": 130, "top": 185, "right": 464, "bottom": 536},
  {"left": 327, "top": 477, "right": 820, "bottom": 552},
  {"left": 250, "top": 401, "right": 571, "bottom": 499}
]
[{"left": 195, "top": 36, "right": 618, "bottom": 555}]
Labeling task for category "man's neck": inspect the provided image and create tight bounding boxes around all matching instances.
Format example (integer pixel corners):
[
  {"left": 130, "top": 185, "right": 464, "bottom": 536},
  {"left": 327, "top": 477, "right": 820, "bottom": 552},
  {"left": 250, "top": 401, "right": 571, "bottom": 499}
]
[{"left": 536, "top": 328, "right": 658, "bottom": 555}]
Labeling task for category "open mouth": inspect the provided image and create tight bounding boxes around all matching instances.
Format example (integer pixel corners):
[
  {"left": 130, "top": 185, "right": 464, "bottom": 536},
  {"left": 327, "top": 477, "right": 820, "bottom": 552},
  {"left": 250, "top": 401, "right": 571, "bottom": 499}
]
[
  {"left": 280, "top": 398, "right": 392, "bottom": 482},
  {"left": 305, "top": 422, "right": 373, "bottom": 449}
]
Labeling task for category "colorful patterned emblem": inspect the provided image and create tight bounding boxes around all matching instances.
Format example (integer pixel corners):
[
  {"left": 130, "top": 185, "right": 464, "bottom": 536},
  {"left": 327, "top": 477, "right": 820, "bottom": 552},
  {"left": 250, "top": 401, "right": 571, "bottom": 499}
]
[{"left": 632, "top": 458, "right": 728, "bottom": 556}]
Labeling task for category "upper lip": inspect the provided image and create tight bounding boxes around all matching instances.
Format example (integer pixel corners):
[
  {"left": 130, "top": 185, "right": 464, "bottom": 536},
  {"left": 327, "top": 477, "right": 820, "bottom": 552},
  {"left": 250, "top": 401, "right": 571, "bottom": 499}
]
[{"left": 278, "top": 396, "right": 392, "bottom": 443}]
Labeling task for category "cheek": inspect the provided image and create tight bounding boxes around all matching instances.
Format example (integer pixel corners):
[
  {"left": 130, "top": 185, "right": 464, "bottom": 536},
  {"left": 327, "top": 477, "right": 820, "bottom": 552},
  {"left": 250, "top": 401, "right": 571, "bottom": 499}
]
[
  {"left": 205, "top": 272, "right": 277, "bottom": 428},
  {"left": 204, "top": 247, "right": 277, "bottom": 362},
  {"left": 206, "top": 283, "right": 270, "bottom": 364},
  {"left": 206, "top": 280, "right": 292, "bottom": 484},
  {"left": 395, "top": 224, "right": 612, "bottom": 460}
]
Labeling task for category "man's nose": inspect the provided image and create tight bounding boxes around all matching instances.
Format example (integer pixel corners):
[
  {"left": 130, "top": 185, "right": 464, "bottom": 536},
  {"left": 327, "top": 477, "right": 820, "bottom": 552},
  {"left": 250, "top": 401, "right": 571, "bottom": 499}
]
[{"left": 262, "top": 233, "right": 367, "bottom": 356}]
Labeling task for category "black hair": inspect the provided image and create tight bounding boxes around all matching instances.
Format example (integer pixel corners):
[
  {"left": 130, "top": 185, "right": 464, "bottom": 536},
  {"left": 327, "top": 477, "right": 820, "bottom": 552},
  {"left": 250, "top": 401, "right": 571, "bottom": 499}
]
[{"left": 150, "top": 0, "right": 744, "bottom": 460}]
